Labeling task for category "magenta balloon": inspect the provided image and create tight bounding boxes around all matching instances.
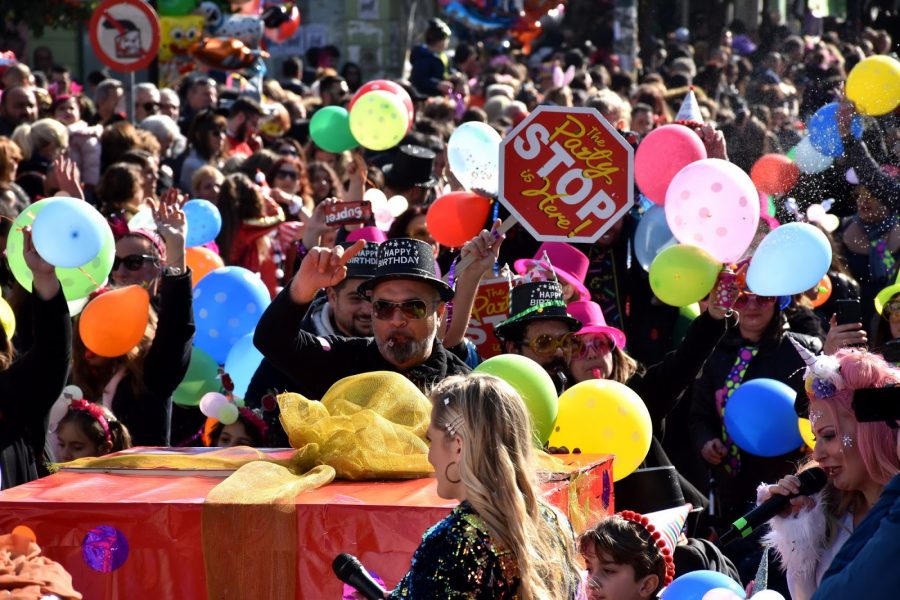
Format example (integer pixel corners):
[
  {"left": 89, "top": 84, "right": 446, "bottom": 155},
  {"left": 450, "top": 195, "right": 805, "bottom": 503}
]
[
  {"left": 635, "top": 125, "right": 707, "bottom": 205},
  {"left": 664, "top": 158, "right": 761, "bottom": 263}
]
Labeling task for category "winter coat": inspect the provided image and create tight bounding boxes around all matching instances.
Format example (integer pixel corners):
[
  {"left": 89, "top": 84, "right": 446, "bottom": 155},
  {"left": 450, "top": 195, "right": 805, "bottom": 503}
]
[
  {"left": 410, "top": 44, "right": 448, "bottom": 97},
  {"left": 67, "top": 121, "right": 102, "bottom": 187}
]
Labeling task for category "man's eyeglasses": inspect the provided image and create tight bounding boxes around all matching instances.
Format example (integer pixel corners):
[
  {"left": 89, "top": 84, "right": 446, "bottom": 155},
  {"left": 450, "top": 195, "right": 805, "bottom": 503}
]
[
  {"left": 276, "top": 169, "right": 299, "bottom": 180},
  {"left": 569, "top": 334, "right": 614, "bottom": 360},
  {"left": 734, "top": 294, "right": 776, "bottom": 310},
  {"left": 113, "top": 254, "right": 160, "bottom": 271},
  {"left": 883, "top": 300, "right": 900, "bottom": 322},
  {"left": 523, "top": 333, "right": 577, "bottom": 356},
  {"left": 372, "top": 299, "right": 434, "bottom": 321},
  {"left": 142, "top": 101, "right": 160, "bottom": 113}
]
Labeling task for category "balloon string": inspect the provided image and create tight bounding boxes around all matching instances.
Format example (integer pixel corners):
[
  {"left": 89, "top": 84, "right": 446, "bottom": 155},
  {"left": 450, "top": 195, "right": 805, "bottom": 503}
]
[{"left": 78, "top": 267, "right": 101, "bottom": 288}]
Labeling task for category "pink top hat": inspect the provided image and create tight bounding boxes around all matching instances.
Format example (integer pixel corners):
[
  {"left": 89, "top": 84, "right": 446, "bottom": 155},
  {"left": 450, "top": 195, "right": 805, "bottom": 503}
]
[
  {"left": 514, "top": 242, "right": 591, "bottom": 301},
  {"left": 346, "top": 226, "right": 388, "bottom": 244},
  {"left": 566, "top": 300, "right": 627, "bottom": 349}
]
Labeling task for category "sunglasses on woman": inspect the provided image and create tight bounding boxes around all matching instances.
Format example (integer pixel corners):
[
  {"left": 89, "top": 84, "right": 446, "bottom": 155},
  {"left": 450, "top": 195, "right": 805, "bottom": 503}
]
[
  {"left": 569, "top": 334, "right": 614, "bottom": 360},
  {"left": 113, "top": 254, "right": 160, "bottom": 271},
  {"left": 734, "top": 294, "right": 776, "bottom": 310},
  {"left": 276, "top": 169, "right": 299, "bottom": 180},
  {"left": 524, "top": 333, "right": 577, "bottom": 356},
  {"left": 278, "top": 147, "right": 299, "bottom": 157},
  {"left": 883, "top": 301, "right": 900, "bottom": 322},
  {"left": 372, "top": 299, "right": 434, "bottom": 321},
  {"left": 142, "top": 101, "right": 160, "bottom": 113}
]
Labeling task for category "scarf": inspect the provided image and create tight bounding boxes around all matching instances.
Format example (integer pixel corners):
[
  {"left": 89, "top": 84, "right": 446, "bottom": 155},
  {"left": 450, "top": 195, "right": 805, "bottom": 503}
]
[
  {"left": 855, "top": 214, "right": 899, "bottom": 283},
  {"left": 715, "top": 345, "right": 759, "bottom": 477}
]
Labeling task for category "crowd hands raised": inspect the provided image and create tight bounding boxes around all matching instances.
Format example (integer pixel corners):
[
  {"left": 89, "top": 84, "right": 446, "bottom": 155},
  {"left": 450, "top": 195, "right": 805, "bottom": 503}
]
[{"left": 1, "top": 10, "right": 900, "bottom": 599}]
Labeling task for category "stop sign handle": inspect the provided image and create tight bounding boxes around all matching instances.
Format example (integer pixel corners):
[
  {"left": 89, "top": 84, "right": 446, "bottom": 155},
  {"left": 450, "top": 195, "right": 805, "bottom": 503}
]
[{"left": 454, "top": 215, "right": 519, "bottom": 274}]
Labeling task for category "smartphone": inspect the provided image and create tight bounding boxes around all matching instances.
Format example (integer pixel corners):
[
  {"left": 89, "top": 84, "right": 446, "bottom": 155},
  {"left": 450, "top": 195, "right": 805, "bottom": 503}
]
[
  {"left": 835, "top": 298, "right": 861, "bottom": 325},
  {"left": 323, "top": 201, "right": 372, "bottom": 227},
  {"left": 852, "top": 387, "right": 900, "bottom": 423}
]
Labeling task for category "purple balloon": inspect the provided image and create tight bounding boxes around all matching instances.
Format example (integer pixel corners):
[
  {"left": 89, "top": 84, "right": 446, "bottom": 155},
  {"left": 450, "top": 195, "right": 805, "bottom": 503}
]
[{"left": 82, "top": 525, "right": 129, "bottom": 572}]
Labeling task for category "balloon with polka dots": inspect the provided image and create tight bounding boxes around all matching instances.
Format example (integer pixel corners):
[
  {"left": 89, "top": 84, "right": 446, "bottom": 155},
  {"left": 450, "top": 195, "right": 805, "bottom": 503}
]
[{"left": 664, "top": 158, "right": 761, "bottom": 264}]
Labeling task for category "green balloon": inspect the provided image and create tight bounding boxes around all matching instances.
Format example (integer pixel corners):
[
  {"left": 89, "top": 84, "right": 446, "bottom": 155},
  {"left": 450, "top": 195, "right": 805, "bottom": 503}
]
[
  {"left": 474, "top": 354, "right": 558, "bottom": 445},
  {"left": 159, "top": 0, "right": 196, "bottom": 16},
  {"left": 309, "top": 106, "right": 359, "bottom": 153},
  {"left": 649, "top": 244, "right": 721, "bottom": 307},
  {"left": 673, "top": 303, "right": 701, "bottom": 345},
  {"left": 173, "top": 346, "right": 221, "bottom": 407},
  {"left": 7, "top": 199, "right": 114, "bottom": 302}
]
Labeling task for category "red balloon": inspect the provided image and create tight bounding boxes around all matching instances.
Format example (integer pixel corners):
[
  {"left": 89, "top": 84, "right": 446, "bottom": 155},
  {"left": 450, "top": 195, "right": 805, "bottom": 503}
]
[
  {"left": 635, "top": 124, "right": 707, "bottom": 205},
  {"left": 349, "top": 80, "right": 414, "bottom": 131},
  {"left": 426, "top": 192, "right": 491, "bottom": 248},
  {"left": 264, "top": 6, "right": 301, "bottom": 44},
  {"left": 751, "top": 154, "right": 800, "bottom": 195}
]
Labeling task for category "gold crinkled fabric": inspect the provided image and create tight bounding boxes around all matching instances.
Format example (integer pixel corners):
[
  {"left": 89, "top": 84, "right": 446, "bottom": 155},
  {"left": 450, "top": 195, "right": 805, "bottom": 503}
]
[{"left": 279, "top": 370, "right": 435, "bottom": 480}]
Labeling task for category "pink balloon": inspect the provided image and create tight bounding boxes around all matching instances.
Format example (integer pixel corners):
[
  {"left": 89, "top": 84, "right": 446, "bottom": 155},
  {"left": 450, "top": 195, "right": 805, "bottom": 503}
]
[
  {"left": 635, "top": 124, "right": 707, "bottom": 205},
  {"left": 349, "top": 80, "right": 415, "bottom": 132},
  {"left": 664, "top": 158, "right": 761, "bottom": 263}
]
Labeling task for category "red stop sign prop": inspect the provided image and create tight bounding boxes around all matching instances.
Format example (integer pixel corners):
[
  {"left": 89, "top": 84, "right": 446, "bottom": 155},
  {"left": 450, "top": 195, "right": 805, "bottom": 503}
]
[{"left": 499, "top": 106, "right": 634, "bottom": 243}]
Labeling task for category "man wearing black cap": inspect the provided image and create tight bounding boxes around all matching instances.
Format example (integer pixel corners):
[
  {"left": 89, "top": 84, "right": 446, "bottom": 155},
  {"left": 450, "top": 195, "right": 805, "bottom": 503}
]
[
  {"left": 254, "top": 238, "right": 471, "bottom": 399},
  {"left": 382, "top": 144, "right": 439, "bottom": 206},
  {"left": 494, "top": 280, "right": 582, "bottom": 392}
]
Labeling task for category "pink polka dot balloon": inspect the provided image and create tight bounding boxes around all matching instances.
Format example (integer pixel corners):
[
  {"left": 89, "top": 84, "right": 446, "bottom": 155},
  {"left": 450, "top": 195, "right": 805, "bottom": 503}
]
[{"left": 664, "top": 158, "right": 760, "bottom": 263}]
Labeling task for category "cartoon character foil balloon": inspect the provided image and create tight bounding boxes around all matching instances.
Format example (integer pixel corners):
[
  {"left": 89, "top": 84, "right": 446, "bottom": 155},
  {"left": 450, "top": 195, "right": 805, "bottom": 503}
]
[
  {"left": 189, "top": 37, "right": 269, "bottom": 71},
  {"left": 160, "top": 15, "right": 205, "bottom": 60},
  {"left": 194, "top": 1, "right": 225, "bottom": 34},
  {"left": 216, "top": 14, "right": 264, "bottom": 48}
]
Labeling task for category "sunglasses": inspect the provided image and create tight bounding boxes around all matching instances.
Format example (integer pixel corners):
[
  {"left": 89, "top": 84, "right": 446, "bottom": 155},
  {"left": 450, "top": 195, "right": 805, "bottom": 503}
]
[
  {"left": 142, "top": 101, "right": 160, "bottom": 112},
  {"left": 883, "top": 301, "right": 900, "bottom": 321},
  {"left": 372, "top": 299, "right": 433, "bottom": 321},
  {"left": 113, "top": 254, "right": 159, "bottom": 271},
  {"left": 276, "top": 169, "right": 299, "bottom": 180},
  {"left": 569, "top": 334, "right": 613, "bottom": 360},
  {"left": 278, "top": 147, "right": 299, "bottom": 157},
  {"left": 734, "top": 294, "right": 776, "bottom": 310},
  {"left": 524, "top": 333, "right": 577, "bottom": 356}
]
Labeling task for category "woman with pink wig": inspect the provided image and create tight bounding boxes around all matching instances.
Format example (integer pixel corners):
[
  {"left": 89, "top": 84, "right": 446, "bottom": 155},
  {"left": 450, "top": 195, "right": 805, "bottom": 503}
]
[{"left": 758, "top": 347, "right": 900, "bottom": 600}]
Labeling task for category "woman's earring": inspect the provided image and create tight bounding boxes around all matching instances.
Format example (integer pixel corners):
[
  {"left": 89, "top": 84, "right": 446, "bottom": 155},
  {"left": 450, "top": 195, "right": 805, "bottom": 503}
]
[{"left": 445, "top": 461, "right": 461, "bottom": 484}]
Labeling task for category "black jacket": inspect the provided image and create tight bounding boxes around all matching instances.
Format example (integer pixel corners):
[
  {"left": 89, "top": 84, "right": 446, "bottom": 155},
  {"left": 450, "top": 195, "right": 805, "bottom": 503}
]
[
  {"left": 110, "top": 270, "right": 194, "bottom": 446},
  {"left": 689, "top": 327, "right": 822, "bottom": 522},
  {"left": 0, "top": 287, "right": 71, "bottom": 489},
  {"left": 254, "top": 288, "right": 470, "bottom": 400}
]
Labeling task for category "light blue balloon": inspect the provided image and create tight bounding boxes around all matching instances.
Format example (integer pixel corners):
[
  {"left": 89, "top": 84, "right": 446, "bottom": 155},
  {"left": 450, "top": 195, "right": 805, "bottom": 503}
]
[
  {"left": 807, "top": 102, "right": 863, "bottom": 157},
  {"left": 31, "top": 197, "right": 107, "bottom": 268},
  {"left": 724, "top": 378, "right": 803, "bottom": 457},
  {"left": 661, "top": 570, "right": 746, "bottom": 600},
  {"left": 746, "top": 222, "right": 832, "bottom": 296},
  {"left": 793, "top": 137, "right": 833, "bottom": 174},
  {"left": 224, "top": 333, "right": 263, "bottom": 399},
  {"left": 634, "top": 205, "right": 677, "bottom": 271},
  {"left": 192, "top": 266, "right": 271, "bottom": 364},
  {"left": 183, "top": 199, "right": 223, "bottom": 248},
  {"left": 447, "top": 121, "right": 502, "bottom": 195}
]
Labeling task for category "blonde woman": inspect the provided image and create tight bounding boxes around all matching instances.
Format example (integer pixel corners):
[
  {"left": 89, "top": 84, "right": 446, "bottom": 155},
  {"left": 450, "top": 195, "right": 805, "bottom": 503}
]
[
  {"left": 11, "top": 118, "right": 68, "bottom": 200},
  {"left": 388, "top": 374, "right": 581, "bottom": 599}
]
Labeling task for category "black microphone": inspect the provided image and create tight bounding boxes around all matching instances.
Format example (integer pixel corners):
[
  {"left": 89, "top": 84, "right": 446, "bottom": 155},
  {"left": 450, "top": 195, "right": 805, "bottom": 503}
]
[
  {"left": 332, "top": 553, "right": 387, "bottom": 600},
  {"left": 720, "top": 467, "right": 827, "bottom": 545}
]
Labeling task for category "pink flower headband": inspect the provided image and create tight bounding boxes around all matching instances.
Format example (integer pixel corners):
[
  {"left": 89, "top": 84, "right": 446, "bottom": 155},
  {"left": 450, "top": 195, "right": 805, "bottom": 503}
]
[{"left": 69, "top": 398, "right": 112, "bottom": 443}]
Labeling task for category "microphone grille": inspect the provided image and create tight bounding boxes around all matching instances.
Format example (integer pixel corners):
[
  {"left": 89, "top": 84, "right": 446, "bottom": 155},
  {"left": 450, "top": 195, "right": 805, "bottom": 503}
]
[
  {"left": 332, "top": 553, "right": 361, "bottom": 579},
  {"left": 797, "top": 467, "right": 828, "bottom": 495}
]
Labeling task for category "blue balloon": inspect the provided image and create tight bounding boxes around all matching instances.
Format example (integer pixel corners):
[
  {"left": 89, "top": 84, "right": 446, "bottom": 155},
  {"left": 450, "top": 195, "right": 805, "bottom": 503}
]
[
  {"left": 662, "top": 570, "right": 746, "bottom": 600},
  {"left": 31, "top": 197, "right": 107, "bottom": 268},
  {"left": 183, "top": 199, "right": 222, "bottom": 248},
  {"left": 192, "top": 266, "right": 271, "bottom": 364},
  {"left": 444, "top": 1, "right": 512, "bottom": 31},
  {"left": 224, "top": 333, "right": 263, "bottom": 399},
  {"left": 635, "top": 205, "right": 677, "bottom": 271},
  {"left": 807, "top": 102, "right": 864, "bottom": 157},
  {"left": 746, "top": 222, "right": 832, "bottom": 296},
  {"left": 724, "top": 378, "right": 803, "bottom": 457}
]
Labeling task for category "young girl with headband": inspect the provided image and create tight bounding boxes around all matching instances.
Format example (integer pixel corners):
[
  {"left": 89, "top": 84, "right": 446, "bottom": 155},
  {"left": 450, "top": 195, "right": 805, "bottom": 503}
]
[{"left": 56, "top": 399, "right": 132, "bottom": 462}]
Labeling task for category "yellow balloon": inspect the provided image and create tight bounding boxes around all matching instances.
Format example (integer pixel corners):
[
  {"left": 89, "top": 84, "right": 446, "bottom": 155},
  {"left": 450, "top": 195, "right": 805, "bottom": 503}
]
[
  {"left": 847, "top": 55, "right": 900, "bottom": 116},
  {"left": 798, "top": 417, "right": 815, "bottom": 451},
  {"left": 349, "top": 90, "right": 409, "bottom": 151},
  {"left": 548, "top": 379, "right": 652, "bottom": 481},
  {"left": 0, "top": 297, "right": 15, "bottom": 341}
]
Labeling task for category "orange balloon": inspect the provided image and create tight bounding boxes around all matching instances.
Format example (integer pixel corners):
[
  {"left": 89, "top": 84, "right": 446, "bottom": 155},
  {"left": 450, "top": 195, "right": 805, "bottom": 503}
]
[
  {"left": 425, "top": 192, "right": 491, "bottom": 248},
  {"left": 186, "top": 247, "right": 225, "bottom": 287},
  {"left": 79, "top": 286, "right": 150, "bottom": 357},
  {"left": 751, "top": 154, "right": 800, "bottom": 195},
  {"left": 809, "top": 274, "right": 833, "bottom": 308}
]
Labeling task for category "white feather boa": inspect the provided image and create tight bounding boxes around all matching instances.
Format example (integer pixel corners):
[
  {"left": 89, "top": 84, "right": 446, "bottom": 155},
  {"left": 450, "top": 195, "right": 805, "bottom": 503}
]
[{"left": 756, "top": 484, "right": 828, "bottom": 587}]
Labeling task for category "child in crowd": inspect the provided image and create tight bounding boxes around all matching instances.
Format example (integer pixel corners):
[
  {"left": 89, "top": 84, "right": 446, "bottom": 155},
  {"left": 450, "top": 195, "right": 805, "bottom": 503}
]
[
  {"left": 209, "top": 408, "right": 268, "bottom": 448},
  {"left": 579, "top": 511, "right": 675, "bottom": 600},
  {"left": 56, "top": 399, "right": 132, "bottom": 462}
]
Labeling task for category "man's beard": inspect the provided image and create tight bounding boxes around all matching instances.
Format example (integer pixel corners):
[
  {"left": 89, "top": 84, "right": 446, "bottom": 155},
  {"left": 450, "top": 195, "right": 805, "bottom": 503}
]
[{"left": 377, "top": 330, "right": 436, "bottom": 366}]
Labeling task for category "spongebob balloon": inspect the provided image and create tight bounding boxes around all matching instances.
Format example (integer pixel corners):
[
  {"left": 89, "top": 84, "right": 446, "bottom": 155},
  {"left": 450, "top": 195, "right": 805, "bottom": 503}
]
[{"left": 159, "top": 15, "right": 205, "bottom": 87}]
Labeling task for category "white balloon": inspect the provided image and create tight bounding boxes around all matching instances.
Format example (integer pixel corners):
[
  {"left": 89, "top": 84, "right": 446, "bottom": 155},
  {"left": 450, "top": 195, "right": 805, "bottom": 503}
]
[
  {"left": 751, "top": 591, "right": 786, "bottom": 600},
  {"left": 128, "top": 205, "right": 157, "bottom": 232},
  {"left": 447, "top": 122, "right": 502, "bottom": 195},
  {"left": 363, "top": 188, "right": 387, "bottom": 206},
  {"left": 794, "top": 137, "right": 833, "bottom": 174},
  {"left": 386, "top": 195, "right": 409, "bottom": 217}
]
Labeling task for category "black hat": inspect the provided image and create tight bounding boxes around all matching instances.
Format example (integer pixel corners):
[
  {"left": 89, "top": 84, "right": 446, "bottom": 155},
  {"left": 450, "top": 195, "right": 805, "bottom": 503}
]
[
  {"left": 357, "top": 238, "right": 454, "bottom": 301},
  {"left": 341, "top": 241, "right": 381, "bottom": 280},
  {"left": 382, "top": 145, "right": 439, "bottom": 190},
  {"left": 494, "top": 281, "right": 581, "bottom": 340},
  {"left": 614, "top": 466, "right": 686, "bottom": 514}
]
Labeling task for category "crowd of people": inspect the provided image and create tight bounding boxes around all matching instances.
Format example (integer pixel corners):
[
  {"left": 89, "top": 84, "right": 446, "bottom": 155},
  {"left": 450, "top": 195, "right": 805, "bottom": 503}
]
[{"left": 0, "top": 9, "right": 899, "bottom": 599}]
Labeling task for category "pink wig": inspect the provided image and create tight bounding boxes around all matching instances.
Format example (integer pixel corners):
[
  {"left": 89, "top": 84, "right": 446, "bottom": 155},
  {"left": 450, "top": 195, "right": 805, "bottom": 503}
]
[{"left": 824, "top": 349, "right": 900, "bottom": 486}]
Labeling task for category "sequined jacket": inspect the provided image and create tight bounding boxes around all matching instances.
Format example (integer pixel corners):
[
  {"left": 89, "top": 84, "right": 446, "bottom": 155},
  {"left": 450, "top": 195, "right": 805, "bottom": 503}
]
[{"left": 389, "top": 500, "right": 579, "bottom": 599}]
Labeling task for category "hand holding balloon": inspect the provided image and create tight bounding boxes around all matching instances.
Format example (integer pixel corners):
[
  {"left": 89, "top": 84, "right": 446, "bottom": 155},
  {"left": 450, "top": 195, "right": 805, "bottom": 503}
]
[
  {"left": 152, "top": 188, "right": 188, "bottom": 272},
  {"left": 22, "top": 226, "right": 60, "bottom": 300},
  {"left": 458, "top": 219, "right": 504, "bottom": 281}
]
